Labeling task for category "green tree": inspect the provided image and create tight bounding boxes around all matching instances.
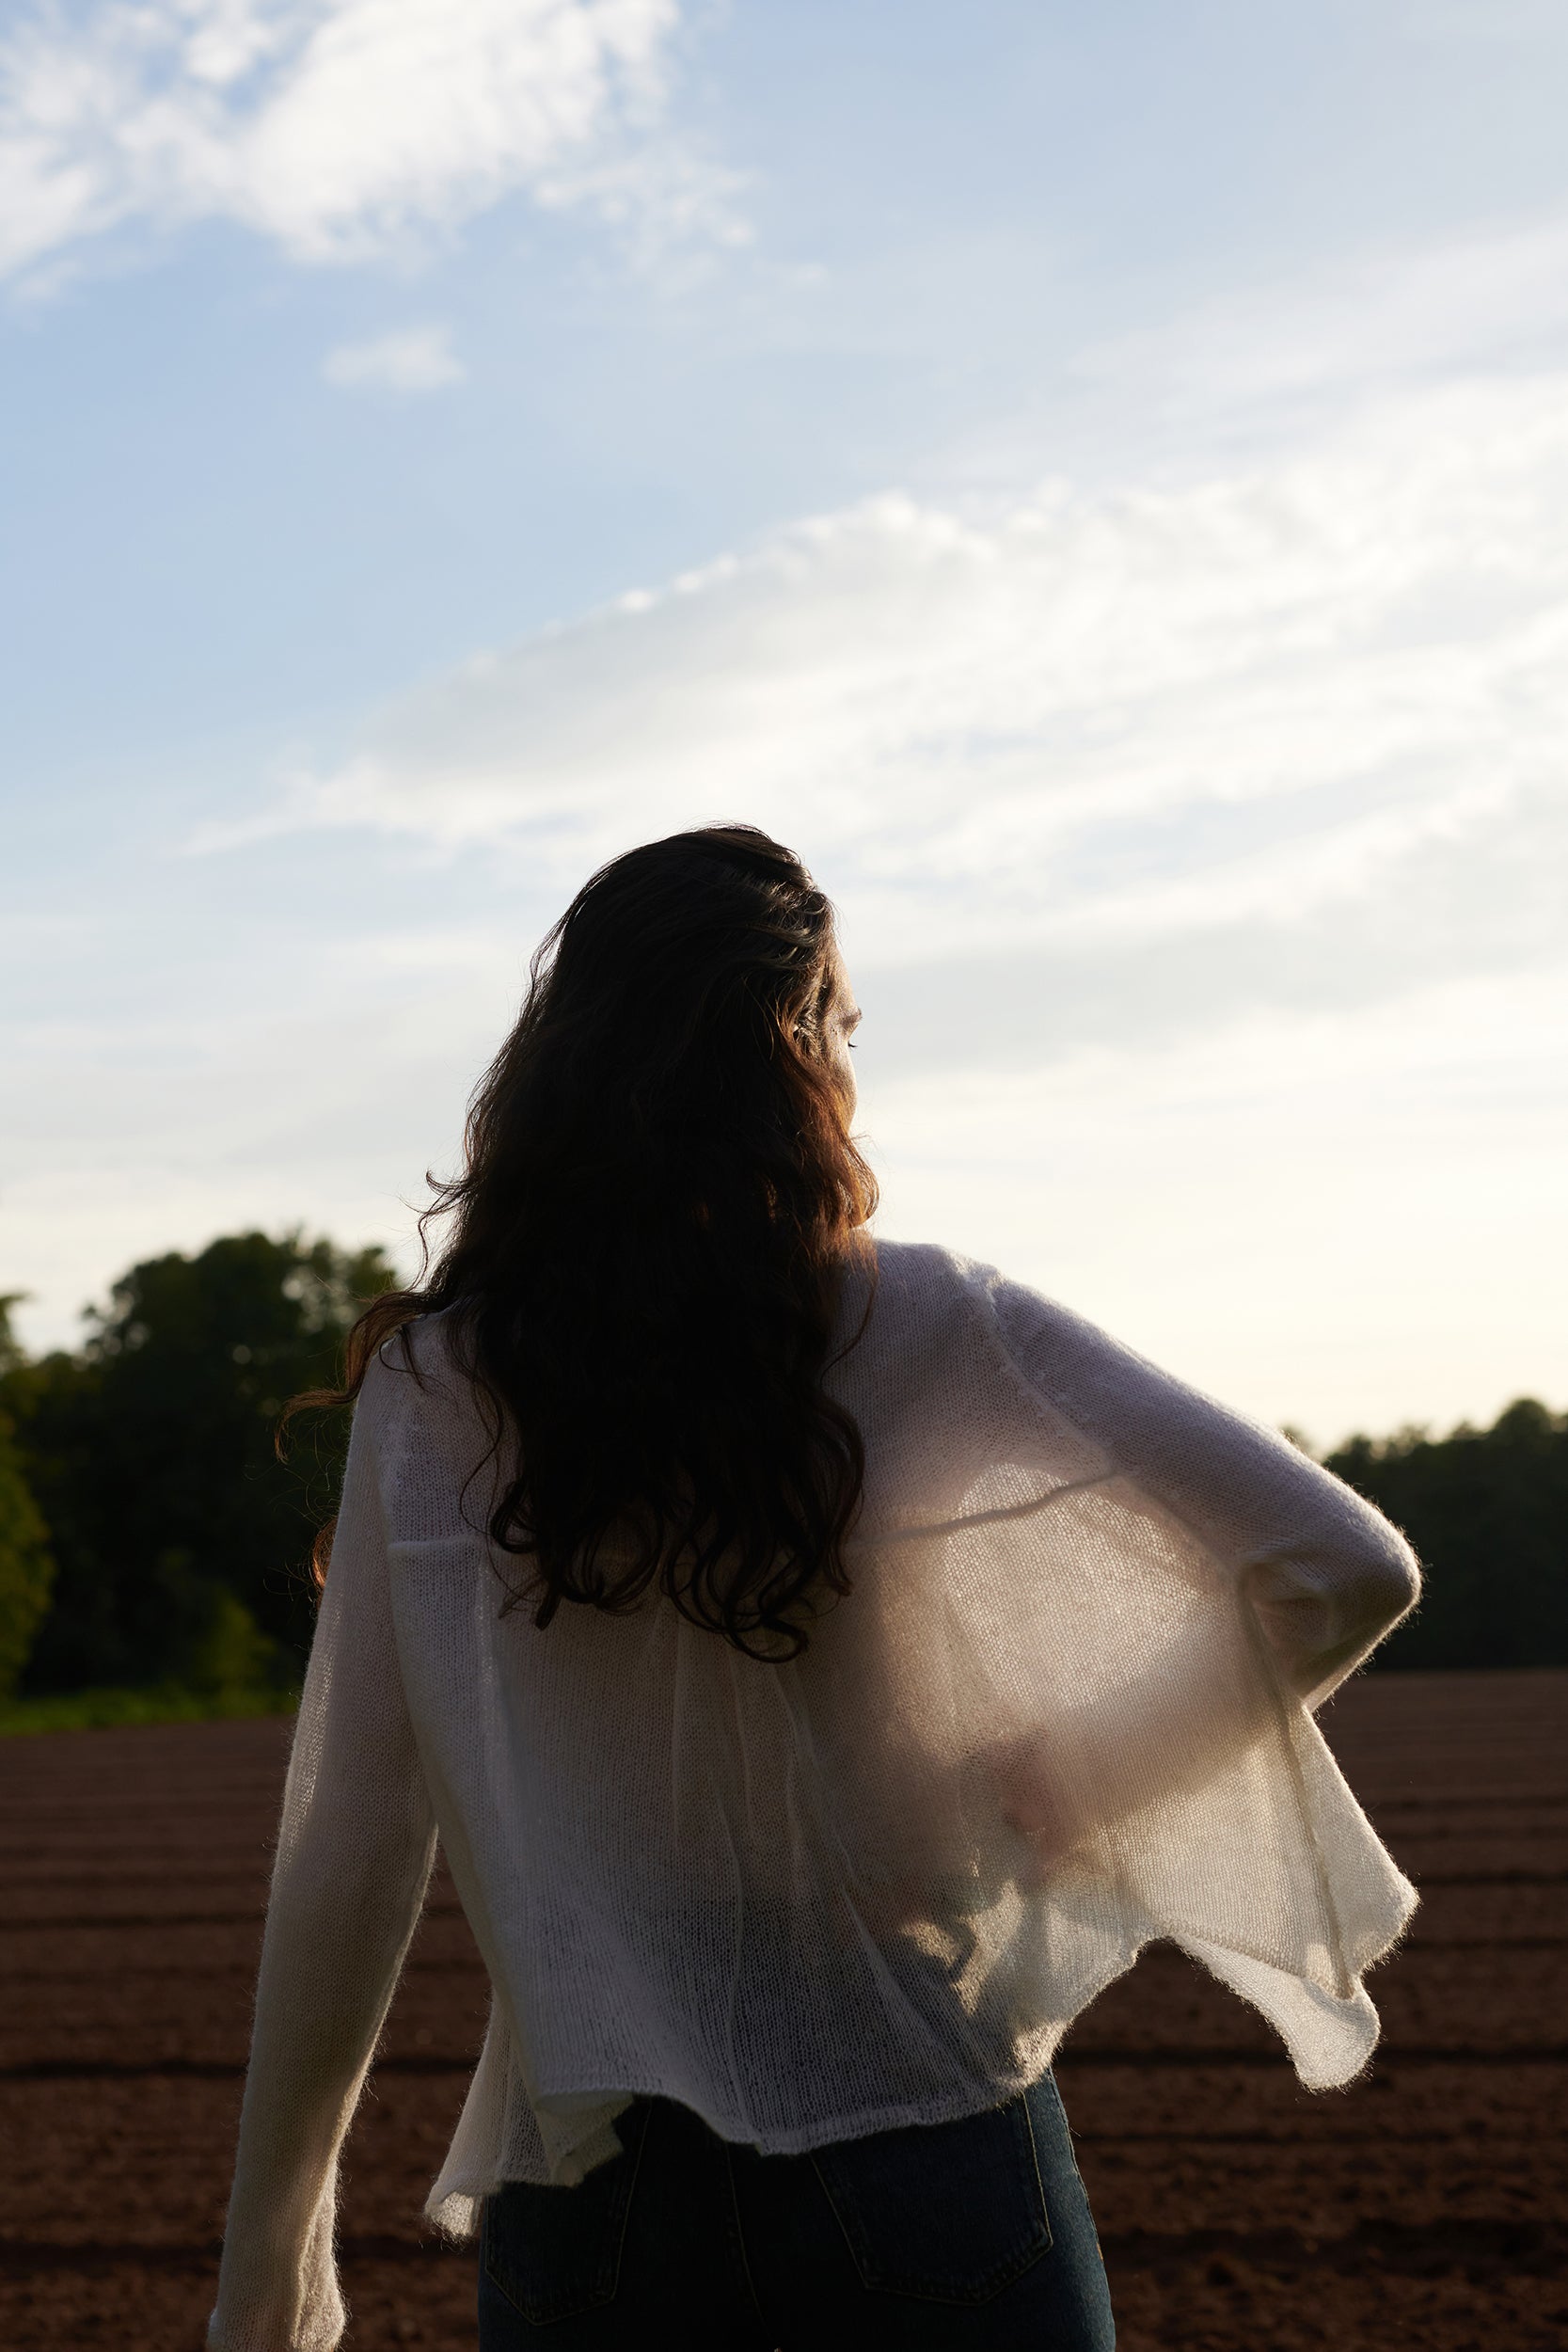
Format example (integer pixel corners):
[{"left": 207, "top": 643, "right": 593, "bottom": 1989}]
[
  {"left": 3, "top": 1233, "right": 396, "bottom": 1694},
  {"left": 0, "top": 1297, "right": 55, "bottom": 1700},
  {"left": 1326, "top": 1398, "right": 1568, "bottom": 1669}
]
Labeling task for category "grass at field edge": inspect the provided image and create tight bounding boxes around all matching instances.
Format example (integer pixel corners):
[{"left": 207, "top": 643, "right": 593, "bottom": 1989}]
[{"left": 0, "top": 1683, "right": 301, "bottom": 1737}]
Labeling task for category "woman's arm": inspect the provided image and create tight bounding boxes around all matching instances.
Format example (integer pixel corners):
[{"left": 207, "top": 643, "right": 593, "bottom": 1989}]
[
  {"left": 208, "top": 1357, "right": 437, "bottom": 2352},
  {"left": 988, "top": 1277, "right": 1421, "bottom": 1710}
]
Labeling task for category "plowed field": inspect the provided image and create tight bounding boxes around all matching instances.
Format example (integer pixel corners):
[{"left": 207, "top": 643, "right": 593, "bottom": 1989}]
[{"left": 2, "top": 1669, "right": 1563, "bottom": 2349}]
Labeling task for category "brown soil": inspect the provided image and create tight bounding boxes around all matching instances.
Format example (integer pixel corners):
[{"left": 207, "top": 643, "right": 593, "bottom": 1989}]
[{"left": 1, "top": 1669, "right": 1562, "bottom": 2349}]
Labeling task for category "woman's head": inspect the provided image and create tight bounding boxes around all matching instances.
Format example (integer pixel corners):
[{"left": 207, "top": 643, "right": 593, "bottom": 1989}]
[
  {"left": 506, "top": 825, "right": 864, "bottom": 1209},
  {"left": 322, "top": 824, "right": 877, "bottom": 1659}
]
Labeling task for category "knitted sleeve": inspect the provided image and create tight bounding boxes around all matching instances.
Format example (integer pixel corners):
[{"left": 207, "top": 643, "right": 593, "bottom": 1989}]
[
  {"left": 987, "top": 1278, "right": 1421, "bottom": 1710},
  {"left": 207, "top": 1354, "right": 438, "bottom": 2352}
]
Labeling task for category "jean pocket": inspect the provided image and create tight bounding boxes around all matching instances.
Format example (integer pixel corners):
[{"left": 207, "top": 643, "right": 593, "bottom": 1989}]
[
  {"left": 482, "top": 2105, "right": 650, "bottom": 2326},
  {"left": 809, "top": 2094, "right": 1053, "bottom": 2305}
]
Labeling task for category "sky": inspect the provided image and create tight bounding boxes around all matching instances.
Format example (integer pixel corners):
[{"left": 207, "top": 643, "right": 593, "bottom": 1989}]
[{"left": 2, "top": 0, "right": 1566, "bottom": 1445}]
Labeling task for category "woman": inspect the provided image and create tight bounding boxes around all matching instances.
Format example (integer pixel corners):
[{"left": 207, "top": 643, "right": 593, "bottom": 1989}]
[{"left": 208, "top": 826, "right": 1419, "bottom": 2352}]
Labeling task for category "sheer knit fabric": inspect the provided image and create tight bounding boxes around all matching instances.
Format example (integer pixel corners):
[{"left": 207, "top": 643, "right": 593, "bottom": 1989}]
[{"left": 208, "top": 1241, "right": 1420, "bottom": 2352}]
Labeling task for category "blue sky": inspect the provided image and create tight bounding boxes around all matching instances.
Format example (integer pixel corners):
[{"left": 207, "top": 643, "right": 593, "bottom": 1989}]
[{"left": 3, "top": 0, "right": 1566, "bottom": 1439}]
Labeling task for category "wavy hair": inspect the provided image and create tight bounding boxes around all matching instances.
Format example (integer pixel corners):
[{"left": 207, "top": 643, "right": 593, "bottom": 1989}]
[{"left": 297, "top": 826, "right": 878, "bottom": 1659}]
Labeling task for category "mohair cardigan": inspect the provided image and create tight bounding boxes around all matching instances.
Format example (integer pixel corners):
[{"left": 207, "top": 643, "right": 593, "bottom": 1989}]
[{"left": 208, "top": 1240, "right": 1419, "bottom": 2352}]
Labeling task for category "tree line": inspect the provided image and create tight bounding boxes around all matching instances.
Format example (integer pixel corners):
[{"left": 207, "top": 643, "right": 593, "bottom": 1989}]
[
  {"left": 0, "top": 1233, "right": 392, "bottom": 1704},
  {"left": 0, "top": 1229, "right": 1563, "bottom": 1705}
]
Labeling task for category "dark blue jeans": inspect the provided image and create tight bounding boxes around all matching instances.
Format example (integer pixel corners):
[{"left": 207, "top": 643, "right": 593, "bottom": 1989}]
[{"left": 477, "top": 2075, "right": 1116, "bottom": 2347}]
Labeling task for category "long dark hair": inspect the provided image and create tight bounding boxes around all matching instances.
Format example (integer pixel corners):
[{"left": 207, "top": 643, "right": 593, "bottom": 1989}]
[{"left": 299, "top": 825, "right": 878, "bottom": 1660}]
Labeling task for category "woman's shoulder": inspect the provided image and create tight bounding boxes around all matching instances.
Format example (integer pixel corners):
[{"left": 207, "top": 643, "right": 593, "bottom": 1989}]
[
  {"left": 362, "top": 1307, "right": 486, "bottom": 1444},
  {"left": 862, "top": 1243, "right": 1116, "bottom": 1413},
  {"left": 868, "top": 1236, "right": 1055, "bottom": 1332},
  {"left": 370, "top": 1301, "right": 468, "bottom": 1374},
  {"left": 843, "top": 1244, "right": 1113, "bottom": 1502},
  {"left": 855, "top": 1239, "right": 1070, "bottom": 1394},
  {"left": 869, "top": 1235, "right": 996, "bottom": 1297}
]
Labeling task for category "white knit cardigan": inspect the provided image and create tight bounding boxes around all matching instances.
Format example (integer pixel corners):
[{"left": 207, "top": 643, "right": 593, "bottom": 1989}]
[{"left": 208, "top": 1241, "right": 1420, "bottom": 2352}]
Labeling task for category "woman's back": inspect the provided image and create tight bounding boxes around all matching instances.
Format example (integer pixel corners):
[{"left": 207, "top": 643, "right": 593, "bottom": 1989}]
[{"left": 320, "top": 1237, "right": 1419, "bottom": 2230}]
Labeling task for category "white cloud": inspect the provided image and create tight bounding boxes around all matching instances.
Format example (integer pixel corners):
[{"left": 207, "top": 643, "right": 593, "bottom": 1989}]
[
  {"left": 194, "top": 369, "right": 1568, "bottom": 992},
  {"left": 323, "top": 320, "right": 463, "bottom": 389},
  {"left": 928, "top": 208, "right": 1568, "bottom": 507},
  {"left": 1081, "top": 214, "right": 1568, "bottom": 415},
  {"left": 0, "top": 0, "right": 704, "bottom": 280}
]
